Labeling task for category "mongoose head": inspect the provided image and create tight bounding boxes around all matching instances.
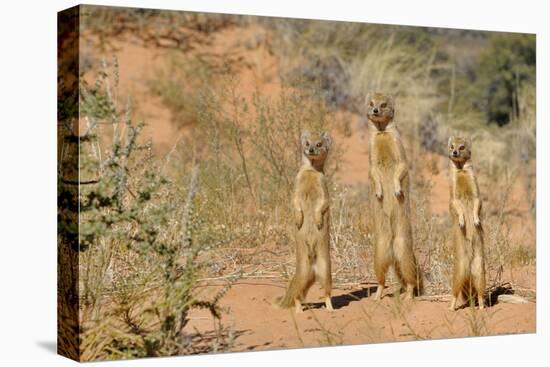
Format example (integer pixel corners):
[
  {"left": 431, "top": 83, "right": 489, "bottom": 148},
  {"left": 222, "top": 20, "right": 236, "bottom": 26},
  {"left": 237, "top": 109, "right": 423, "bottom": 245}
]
[
  {"left": 366, "top": 92, "right": 395, "bottom": 130},
  {"left": 301, "top": 130, "right": 332, "bottom": 165},
  {"left": 448, "top": 136, "right": 472, "bottom": 165}
]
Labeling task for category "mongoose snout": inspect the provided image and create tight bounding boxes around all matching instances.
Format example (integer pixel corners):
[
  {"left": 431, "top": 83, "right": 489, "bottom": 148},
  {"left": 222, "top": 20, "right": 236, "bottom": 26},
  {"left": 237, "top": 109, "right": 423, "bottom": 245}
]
[
  {"left": 366, "top": 93, "right": 395, "bottom": 131},
  {"left": 303, "top": 137, "right": 329, "bottom": 161},
  {"left": 448, "top": 137, "right": 471, "bottom": 166}
]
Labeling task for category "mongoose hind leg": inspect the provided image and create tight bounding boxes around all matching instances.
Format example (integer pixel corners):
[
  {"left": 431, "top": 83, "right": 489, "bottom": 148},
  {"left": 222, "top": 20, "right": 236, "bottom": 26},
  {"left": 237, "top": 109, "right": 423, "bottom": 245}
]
[
  {"left": 294, "top": 299, "right": 304, "bottom": 314},
  {"left": 374, "top": 251, "right": 390, "bottom": 300},
  {"left": 449, "top": 296, "right": 458, "bottom": 311},
  {"left": 472, "top": 255, "right": 486, "bottom": 310},
  {"left": 403, "top": 284, "right": 415, "bottom": 301},
  {"left": 477, "top": 294, "right": 485, "bottom": 310},
  {"left": 280, "top": 250, "right": 315, "bottom": 313},
  {"left": 393, "top": 235, "right": 418, "bottom": 300},
  {"left": 315, "top": 250, "right": 334, "bottom": 311},
  {"left": 373, "top": 263, "right": 389, "bottom": 301},
  {"left": 294, "top": 275, "right": 315, "bottom": 314},
  {"left": 374, "top": 283, "right": 385, "bottom": 301},
  {"left": 324, "top": 297, "right": 334, "bottom": 311},
  {"left": 374, "top": 240, "right": 392, "bottom": 301},
  {"left": 449, "top": 291, "right": 466, "bottom": 311},
  {"left": 450, "top": 258, "right": 468, "bottom": 311}
]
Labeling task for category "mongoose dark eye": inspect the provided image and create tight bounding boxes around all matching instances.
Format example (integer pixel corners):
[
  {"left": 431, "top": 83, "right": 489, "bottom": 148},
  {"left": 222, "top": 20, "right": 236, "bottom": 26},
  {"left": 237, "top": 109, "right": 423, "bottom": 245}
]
[
  {"left": 305, "top": 141, "right": 310, "bottom": 146},
  {"left": 459, "top": 145, "right": 465, "bottom": 151},
  {"left": 369, "top": 101, "right": 374, "bottom": 107},
  {"left": 380, "top": 103, "right": 387, "bottom": 108},
  {"left": 450, "top": 144, "right": 454, "bottom": 149},
  {"left": 316, "top": 142, "right": 322, "bottom": 148}
]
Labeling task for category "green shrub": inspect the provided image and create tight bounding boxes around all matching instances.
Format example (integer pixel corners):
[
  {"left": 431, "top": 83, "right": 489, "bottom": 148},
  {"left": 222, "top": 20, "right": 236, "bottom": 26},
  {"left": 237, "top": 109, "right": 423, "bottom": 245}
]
[
  {"left": 475, "top": 33, "right": 535, "bottom": 126},
  {"left": 77, "top": 60, "right": 235, "bottom": 361}
]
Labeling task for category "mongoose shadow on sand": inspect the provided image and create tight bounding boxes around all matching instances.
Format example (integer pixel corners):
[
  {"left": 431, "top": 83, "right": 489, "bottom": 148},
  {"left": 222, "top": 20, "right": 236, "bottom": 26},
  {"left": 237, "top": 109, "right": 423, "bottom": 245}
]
[
  {"left": 445, "top": 282, "right": 514, "bottom": 310},
  {"left": 303, "top": 285, "right": 378, "bottom": 310},
  {"left": 303, "top": 283, "right": 514, "bottom": 311},
  {"left": 484, "top": 283, "right": 515, "bottom": 309}
]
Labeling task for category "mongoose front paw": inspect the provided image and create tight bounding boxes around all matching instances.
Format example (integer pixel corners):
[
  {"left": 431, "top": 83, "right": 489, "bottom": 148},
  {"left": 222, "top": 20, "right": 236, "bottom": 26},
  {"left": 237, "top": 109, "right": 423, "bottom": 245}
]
[
  {"left": 394, "top": 185, "right": 403, "bottom": 198},
  {"left": 295, "top": 210, "right": 303, "bottom": 229},
  {"left": 458, "top": 214, "right": 465, "bottom": 228},
  {"left": 473, "top": 216, "right": 481, "bottom": 227},
  {"left": 315, "top": 212, "right": 323, "bottom": 230},
  {"left": 374, "top": 182, "right": 383, "bottom": 199}
]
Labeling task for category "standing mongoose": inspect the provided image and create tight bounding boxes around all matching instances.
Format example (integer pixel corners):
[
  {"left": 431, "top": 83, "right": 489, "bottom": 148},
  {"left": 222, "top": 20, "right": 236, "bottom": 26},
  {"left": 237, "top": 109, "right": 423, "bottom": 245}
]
[
  {"left": 276, "top": 130, "right": 333, "bottom": 313},
  {"left": 447, "top": 136, "right": 485, "bottom": 310},
  {"left": 366, "top": 92, "right": 419, "bottom": 301}
]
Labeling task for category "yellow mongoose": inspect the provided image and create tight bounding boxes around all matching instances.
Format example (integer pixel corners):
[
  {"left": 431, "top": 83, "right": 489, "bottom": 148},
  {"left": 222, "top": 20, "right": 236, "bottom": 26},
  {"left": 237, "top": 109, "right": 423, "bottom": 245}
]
[
  {"left": 276, "top": 130, "right": 333, "bottom": 313},
  {"left": 447, "top": 136, "right": 485, "bottom": 310},
  {"left": 366, "top": 92, "right": 419, "bottom": 301}
]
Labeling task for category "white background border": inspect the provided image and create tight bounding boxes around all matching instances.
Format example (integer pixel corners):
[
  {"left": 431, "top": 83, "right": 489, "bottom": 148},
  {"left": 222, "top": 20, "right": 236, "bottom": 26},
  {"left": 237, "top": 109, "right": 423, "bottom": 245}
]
[{"left": 0, "top": 1, "right": 545, "bottom": 366}]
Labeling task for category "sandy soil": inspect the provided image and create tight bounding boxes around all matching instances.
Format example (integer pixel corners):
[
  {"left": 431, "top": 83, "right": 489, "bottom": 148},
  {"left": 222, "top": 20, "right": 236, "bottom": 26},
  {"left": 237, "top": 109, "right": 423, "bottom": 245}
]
[
  {"left": 187, "top": 279, "right": 535, "bottom": 351},
  {"left": 81, "top": 22, "right": 536, "bottom": 352}
]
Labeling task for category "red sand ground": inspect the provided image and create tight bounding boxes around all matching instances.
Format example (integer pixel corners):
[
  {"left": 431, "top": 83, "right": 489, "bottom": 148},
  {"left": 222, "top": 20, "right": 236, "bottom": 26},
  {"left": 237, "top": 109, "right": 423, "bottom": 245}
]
[{"left": 187, "top": 279, "right": 535, "bottom": 351}]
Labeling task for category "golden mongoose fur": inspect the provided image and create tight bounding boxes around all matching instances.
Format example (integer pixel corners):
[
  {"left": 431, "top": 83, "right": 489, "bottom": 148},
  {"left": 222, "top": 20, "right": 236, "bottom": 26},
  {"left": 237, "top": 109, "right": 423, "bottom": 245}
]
[
  {"left": 447, "top": 136, "right": 485, "bottom": 311},
  {"left": 366, "top": 92, "right": 420, "bottom": 301},
  {"left": 276, "top": 130, "right": 333, "bottom": 313}
]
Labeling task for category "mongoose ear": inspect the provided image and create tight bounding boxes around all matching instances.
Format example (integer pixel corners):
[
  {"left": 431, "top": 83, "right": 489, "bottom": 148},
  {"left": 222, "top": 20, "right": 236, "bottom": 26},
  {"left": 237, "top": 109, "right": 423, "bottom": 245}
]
[
  {"left": 301, "top": 130, "right": 311, "bottom": 145},
  {"left": 386, "top": 94, "right": 395, "bottom": 106},
  {"left": 322, "top": 131, "right": 332, "bottom": 148},
  {"left": 447, "top": 136, "right": 453, "bottom": 147},
  {"left": 465, "top": 137, "right": 473, "bottom": 149},
  {"left": 365, "top": 93, "right": 372, "bottom": 106}
]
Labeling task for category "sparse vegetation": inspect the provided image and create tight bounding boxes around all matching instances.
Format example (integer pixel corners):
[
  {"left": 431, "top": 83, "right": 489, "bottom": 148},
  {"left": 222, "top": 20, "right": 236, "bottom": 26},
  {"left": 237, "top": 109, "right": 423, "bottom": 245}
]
[
  {"left": 59, "top": 6, "right": 536, "bottom": 361},
  {"left": 74, "top": 64, "right": 237, "bottom": 361}
]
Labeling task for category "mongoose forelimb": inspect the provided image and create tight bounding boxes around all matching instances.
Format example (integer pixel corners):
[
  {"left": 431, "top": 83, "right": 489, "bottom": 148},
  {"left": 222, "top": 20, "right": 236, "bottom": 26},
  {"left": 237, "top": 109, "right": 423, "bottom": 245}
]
[
  {"left": 366, "top": 92, "right": 420, "bottom": 301},
  {"left": 276, "top": 130, "right": 333, "bottom": 313},
  {"left": 447, "top": 136, "right": 486, "bottom": 311}
]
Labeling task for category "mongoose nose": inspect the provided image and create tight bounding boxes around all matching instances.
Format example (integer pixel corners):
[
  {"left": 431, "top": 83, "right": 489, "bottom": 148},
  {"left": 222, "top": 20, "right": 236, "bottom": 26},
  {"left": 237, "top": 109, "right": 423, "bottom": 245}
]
[
  {"left": 452, "top": 151, "right": 458, "bottom": 157},
  {"left": 373, "top": 108, "right": 379, "bottom": 114},
  {"left": 309, "top": 148, "right": 314, "bottom": 154}
]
